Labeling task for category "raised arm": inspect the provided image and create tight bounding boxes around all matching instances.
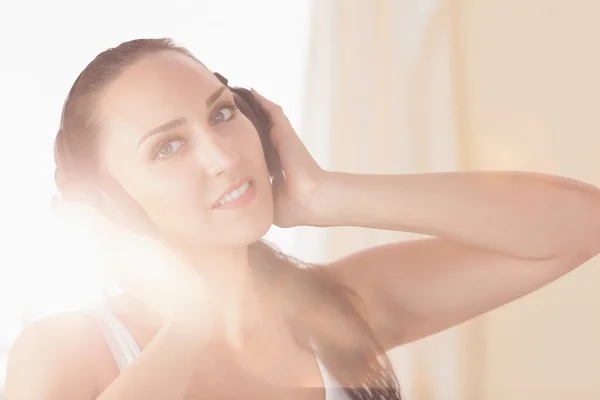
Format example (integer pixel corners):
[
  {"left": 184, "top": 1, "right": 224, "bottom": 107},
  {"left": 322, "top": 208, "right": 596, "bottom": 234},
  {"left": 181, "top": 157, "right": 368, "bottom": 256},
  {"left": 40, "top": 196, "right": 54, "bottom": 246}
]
[
  {"left": 250, "top": 91, "right": 600, "bottom": 349},
  {"left": 317, "top": 171, "right": 600, "bottom": 348}
]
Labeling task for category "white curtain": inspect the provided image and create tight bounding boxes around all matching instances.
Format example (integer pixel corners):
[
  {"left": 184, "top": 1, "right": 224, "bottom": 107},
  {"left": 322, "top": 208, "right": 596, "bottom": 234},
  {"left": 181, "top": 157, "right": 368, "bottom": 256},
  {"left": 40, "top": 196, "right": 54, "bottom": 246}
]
[{"left": 296, "top": 1, "right": 462, "bottom": 398}]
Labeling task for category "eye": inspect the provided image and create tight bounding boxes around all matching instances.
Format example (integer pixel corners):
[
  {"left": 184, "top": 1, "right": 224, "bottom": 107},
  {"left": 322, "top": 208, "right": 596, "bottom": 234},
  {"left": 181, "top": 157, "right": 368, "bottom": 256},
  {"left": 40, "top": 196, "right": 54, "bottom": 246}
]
[
  {"left": 152, "top": 138, "right": 186, "bottom": 160},
  {"left": 211, "top": 103, "right": 238, "bottom": 125}
]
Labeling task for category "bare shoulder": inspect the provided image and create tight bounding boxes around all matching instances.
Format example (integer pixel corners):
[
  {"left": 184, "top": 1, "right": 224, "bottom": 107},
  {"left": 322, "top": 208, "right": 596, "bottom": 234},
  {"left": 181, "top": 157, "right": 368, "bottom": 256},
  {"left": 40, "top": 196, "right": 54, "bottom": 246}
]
[{"left": 4, "top": 310, "right": 117, "bottom": 400}]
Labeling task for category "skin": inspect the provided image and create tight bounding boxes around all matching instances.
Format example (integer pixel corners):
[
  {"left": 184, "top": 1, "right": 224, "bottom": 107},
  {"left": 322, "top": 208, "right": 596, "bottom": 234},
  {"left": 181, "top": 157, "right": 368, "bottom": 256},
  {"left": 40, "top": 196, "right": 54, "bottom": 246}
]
[
  {"left": 6, "top": 49, "right": 600, "bottom": 399},
  {"left": 96, "top": 53, "right": 277, "bottom": 326},
  {"left": 95, "top": 52, "right": 313, "bottom": 396},
  {"left": 99, "top": 52, "right": 274, "bottom": 255}
]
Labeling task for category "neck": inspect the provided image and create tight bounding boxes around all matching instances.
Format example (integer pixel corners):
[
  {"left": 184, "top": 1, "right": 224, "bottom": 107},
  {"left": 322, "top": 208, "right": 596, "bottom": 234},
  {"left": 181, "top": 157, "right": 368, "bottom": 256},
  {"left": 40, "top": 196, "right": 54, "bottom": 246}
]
[{"left": 163, "top": 238, "right": 280, "bottom": 348}]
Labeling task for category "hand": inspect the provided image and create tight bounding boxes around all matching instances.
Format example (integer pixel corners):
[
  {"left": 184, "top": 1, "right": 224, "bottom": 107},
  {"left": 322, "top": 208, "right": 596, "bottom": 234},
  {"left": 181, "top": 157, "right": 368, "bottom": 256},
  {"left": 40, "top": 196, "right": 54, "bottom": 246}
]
[
  {"left": 104, "top": 232, "right": 212, "bottom": 329},
  {"left": 251, "top": 89, "right": 331, "bottom": 228},
  {"left": 65, "top": 202, "right": 214, "bottom": 330}
]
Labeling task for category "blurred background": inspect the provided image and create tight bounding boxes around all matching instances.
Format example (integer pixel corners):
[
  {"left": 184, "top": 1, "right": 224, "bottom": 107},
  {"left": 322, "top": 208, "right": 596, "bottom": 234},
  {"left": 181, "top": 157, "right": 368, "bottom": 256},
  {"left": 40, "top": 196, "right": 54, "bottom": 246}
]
[{"left": 1, "top": 0, "right": 599, "bottom": 398}]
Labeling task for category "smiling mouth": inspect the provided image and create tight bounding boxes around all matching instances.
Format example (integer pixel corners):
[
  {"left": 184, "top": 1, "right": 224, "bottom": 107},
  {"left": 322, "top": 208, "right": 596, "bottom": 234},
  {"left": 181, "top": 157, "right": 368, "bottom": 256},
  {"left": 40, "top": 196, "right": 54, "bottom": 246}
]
[{"left": 212, "top": 180, "right": 254, "bottom": 208}]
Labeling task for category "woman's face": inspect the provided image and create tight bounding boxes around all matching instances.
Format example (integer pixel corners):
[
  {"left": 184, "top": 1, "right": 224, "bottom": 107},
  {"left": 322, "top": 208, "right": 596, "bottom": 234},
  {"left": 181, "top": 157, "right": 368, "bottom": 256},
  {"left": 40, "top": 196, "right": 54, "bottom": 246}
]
[{"left": 97, "top": 51, "right": 273, "bottom": 248}]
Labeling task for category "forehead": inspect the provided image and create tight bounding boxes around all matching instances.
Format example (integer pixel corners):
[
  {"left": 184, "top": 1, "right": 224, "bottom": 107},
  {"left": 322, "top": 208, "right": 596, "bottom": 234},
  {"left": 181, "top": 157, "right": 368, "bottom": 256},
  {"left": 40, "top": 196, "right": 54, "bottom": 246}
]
[{"left": 100, "top": 51, "right": 222, "bottom": 136}]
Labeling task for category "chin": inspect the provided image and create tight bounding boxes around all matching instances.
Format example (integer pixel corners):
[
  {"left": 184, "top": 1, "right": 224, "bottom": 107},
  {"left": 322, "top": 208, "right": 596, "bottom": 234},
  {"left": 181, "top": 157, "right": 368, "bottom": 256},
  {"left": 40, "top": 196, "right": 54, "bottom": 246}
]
[
  {"left": 180, "top": 205, "right": 274, "bottom": 248},
  {"left": 219, "top": 179, "right": 273, "bottom": 245},
  {"left": 220, "top": 209, "right": 273, "bottom": 246},
  {"left": 162, "top": 220, "right": 271, "bottom": 252},
  {"left": 162, "top": 182, "right": 274, "bottom": 248}
]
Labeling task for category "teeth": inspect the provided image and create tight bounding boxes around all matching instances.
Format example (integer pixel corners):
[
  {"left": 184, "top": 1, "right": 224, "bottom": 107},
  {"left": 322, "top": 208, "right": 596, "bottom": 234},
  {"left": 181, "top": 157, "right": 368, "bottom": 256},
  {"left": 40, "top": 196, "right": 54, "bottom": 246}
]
[{"left": 217, "top": 181, "right": 250, "bottom": 206}]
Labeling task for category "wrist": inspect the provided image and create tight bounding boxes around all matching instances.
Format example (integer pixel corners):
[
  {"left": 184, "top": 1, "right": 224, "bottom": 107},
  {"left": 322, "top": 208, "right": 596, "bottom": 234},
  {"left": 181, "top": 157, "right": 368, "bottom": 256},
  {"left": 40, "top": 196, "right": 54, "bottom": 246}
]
[{"left": 307, "top": 171, "right": 352, "bottom": 227}]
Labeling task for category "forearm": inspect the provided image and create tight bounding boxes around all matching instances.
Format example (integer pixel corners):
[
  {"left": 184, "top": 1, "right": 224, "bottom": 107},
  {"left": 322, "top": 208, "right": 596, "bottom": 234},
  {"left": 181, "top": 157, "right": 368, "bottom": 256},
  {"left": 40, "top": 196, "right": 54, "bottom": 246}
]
[
  {"left": 315, "top": 170, "right": 600, "bottom": 260},
  {"left": 96, "top": 321, "right": 207, "bottom": 400}
]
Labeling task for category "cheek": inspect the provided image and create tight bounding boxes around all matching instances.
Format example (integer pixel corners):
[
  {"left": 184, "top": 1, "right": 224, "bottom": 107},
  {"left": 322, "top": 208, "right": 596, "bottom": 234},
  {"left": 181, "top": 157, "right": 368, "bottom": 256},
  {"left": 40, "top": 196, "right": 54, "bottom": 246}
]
[{"left": 125, "top": 171, "right": 207, "bottom": 229}]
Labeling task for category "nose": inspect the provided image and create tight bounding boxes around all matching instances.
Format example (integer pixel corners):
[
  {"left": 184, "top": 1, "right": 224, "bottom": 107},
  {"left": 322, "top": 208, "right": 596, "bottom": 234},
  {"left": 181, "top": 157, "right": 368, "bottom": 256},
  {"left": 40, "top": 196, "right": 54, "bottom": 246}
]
[{"left": 194, "top": 132, "right": 240, "bottom": 177}]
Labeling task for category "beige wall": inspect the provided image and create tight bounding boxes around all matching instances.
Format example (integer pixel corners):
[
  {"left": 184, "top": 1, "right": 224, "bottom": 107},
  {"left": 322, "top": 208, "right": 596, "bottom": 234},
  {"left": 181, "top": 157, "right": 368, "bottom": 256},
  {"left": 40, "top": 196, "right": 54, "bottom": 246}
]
[{"left": 455, "top": 1, "right": 600, "bottom": 399}]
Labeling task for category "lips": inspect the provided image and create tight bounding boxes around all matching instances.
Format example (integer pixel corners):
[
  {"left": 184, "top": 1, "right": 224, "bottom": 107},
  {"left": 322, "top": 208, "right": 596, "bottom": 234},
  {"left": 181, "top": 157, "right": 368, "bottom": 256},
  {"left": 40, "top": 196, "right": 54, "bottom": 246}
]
[{"left": 212, "top": 176, "right": 254, "bottom": 208}]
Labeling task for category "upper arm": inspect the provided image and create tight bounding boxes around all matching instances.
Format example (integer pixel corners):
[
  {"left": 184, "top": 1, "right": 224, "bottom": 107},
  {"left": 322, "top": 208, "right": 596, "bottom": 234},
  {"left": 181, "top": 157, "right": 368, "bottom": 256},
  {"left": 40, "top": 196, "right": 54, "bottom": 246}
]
[
  {"left": 4, "top": 313, "right": 105, "bottom": 400},
  {"left": 326, "top": 237, "right": 593, "bottom": 350}
]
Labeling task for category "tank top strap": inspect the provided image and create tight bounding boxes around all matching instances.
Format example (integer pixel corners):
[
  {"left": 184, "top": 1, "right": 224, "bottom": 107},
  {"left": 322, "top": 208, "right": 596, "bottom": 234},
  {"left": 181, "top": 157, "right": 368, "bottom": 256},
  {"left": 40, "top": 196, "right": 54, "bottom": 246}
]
[{"left": 88, "top": 303, "right": 141, "bottom": 372}]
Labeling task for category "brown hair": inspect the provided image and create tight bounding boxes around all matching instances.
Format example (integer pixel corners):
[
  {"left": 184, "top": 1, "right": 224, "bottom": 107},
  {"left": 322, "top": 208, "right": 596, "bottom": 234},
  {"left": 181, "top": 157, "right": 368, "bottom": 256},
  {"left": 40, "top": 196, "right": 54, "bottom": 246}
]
[{"left": 54, "top": 38, "right": 401, "bottom": 399}]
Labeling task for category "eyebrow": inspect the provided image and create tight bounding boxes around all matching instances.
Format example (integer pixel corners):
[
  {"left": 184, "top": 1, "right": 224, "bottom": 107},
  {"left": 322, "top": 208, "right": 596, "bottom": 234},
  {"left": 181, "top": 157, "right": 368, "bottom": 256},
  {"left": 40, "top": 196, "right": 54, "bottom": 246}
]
[
  {"left": 137, "top": 86, "right": 229, "bottom": 147},
  {"left": 206, "top": 86, "right": 227, "bottom": 108}
]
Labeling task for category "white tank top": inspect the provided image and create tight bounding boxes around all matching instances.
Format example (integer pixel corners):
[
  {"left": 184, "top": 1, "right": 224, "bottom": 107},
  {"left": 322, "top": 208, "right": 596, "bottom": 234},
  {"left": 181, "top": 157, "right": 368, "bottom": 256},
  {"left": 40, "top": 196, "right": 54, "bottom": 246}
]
[{"left": 90, "top": 304, "right": 349, "bottom": 400}]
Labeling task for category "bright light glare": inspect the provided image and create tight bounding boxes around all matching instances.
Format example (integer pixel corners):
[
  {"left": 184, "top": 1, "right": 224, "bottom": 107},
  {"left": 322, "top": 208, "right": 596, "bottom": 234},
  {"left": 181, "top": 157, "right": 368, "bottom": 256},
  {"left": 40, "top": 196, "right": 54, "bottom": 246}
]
[
  {"left": 22, "top": 202, "right": 109, "bottom": 320},
  {"left": 0, "top": 1, "right": 314, "bottom": 381}
]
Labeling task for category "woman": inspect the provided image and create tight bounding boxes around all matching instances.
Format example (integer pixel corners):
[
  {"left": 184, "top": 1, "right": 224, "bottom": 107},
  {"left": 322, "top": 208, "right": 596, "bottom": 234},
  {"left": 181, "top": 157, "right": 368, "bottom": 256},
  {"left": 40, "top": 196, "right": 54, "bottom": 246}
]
[{"left": 5, "top": 38, "right": 600, "bottom": 400}]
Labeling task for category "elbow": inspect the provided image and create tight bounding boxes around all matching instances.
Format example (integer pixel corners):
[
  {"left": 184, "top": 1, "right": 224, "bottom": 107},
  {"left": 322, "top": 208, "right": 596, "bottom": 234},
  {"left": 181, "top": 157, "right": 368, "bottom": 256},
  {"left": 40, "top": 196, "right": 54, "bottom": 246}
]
[
  {"left": 550, "top": 228, "right": 600, "bottom": 267},
  {"left": 545, "top": 191, "right": 600, "bottom": 262}
]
